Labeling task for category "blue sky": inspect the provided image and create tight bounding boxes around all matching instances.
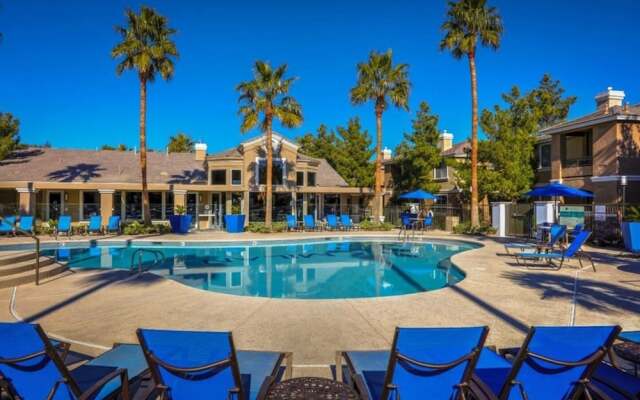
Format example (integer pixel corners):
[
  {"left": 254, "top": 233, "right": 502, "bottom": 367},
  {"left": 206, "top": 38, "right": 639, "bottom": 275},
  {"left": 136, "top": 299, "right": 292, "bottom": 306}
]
[{"left": 1, "top": 0, "right": 639, "bottom": 153}]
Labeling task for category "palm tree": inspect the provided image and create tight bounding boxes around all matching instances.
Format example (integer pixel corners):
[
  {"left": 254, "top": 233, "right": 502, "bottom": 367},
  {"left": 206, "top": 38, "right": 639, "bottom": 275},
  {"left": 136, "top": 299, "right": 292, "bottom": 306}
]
[
  {"left": 111, "top": 6, "right": 178, "bottom": 225},
  {"left": 236, "top": 61, "right": 303, "bottom": 228},
  {"left": 351, "top": 50, "right": 410, "bottom": 222},
  {"left": 440, "top": 0, "right": 502, "bottom": 227},
  {"left": 168, "top": 132, "right": 194, "bottom": 153}
]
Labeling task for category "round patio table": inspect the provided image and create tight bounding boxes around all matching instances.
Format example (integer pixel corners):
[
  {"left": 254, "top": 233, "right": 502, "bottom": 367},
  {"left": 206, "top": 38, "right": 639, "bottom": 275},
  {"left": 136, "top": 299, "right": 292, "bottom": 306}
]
[{"left": 264, "top": 377, "right": 359, "bottom": 400}]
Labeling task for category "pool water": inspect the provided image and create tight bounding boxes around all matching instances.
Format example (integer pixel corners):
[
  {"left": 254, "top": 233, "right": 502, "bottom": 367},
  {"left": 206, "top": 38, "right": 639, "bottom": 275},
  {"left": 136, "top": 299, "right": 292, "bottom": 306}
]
[{"left": 42, "top": 240, "right": 474, "bottom": 299}]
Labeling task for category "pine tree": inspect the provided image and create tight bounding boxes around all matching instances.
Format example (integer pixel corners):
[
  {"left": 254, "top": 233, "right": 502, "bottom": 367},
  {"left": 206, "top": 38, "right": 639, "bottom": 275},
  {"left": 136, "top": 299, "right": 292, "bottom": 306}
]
[
  {"left": 334, "top": 118, "right": 374, "bottom": 187},
  {"left": 0, "top": 113, "right": 20, "bottom": 160}
]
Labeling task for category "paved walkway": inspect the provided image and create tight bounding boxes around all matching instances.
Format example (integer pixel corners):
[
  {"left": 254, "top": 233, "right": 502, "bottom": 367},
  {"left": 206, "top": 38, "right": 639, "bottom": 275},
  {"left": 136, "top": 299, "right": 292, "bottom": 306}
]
[{"left": 1, "top": 231, "right": 639, "bottom": 377}]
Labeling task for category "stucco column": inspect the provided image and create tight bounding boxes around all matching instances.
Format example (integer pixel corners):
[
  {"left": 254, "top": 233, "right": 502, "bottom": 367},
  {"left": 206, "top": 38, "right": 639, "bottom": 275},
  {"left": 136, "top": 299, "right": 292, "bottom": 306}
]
[
  {"left": 98, "top": 189, "right": 115, "bottom": 226},
  {"left": 225, "top": 192, "right": 232, "bottom": 214},
  {"left": 291, "top": 192, "right": 297, "bottom": 216},
  {"left": 16, "top": 187, "right": 36, "bottom": 215},
  {"left": 340, "top": 194, "right": 349, "bottom": 215},
  {"left": 302, "top": 193, "right": 308, "bottom": 216},
  {"left": 173, "top": 190, "right": 187, "bottom": 213},
  {"left": 242, "top": 191, "right": 250, "bottom": 226}
]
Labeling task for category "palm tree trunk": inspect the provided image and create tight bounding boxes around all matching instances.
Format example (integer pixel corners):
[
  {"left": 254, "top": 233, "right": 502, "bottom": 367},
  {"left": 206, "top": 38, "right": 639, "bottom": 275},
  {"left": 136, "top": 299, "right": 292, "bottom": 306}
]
[
  {"left": 265, "top": 116, "right": 273, "bottom": 228},
  {"left": 468, "top": 52, "right": 479, "bottom": 227},
  {"left": 139, "top": 77, "right": 151, "bottom": 225},
  {"left": 374, "top": 107, "right": 383, "bottom": 222}
]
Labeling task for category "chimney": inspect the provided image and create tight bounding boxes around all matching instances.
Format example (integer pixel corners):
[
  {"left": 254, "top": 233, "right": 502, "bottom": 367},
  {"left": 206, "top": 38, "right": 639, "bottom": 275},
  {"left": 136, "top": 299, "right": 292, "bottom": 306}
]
[
  {"left": 382, "top": 147, "right": 392, "bottom": 160},
  {"left": 195, "top": 142, "right": 207, "bottom": 161},
  {"left": 595, "top": 87, "right": 625, "bottom": 113},
  {"left": 438, "top": 130, "right": 454, "bottom": 151}
]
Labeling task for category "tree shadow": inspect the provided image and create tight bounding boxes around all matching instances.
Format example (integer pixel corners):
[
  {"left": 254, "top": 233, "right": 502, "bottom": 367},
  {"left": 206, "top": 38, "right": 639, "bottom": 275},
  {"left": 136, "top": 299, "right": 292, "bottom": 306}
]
[
  {"left": 47, "top": 163, "right": 105, "bottom": 183},
  {"left": 168, "top": 169, "right": 206, "bottom": 184},
  {"left": 501, "top": 270, "right": 640, "bottom": 315},
  {"left": 0, "top": 148, "right": 44, "bottom": 166}
]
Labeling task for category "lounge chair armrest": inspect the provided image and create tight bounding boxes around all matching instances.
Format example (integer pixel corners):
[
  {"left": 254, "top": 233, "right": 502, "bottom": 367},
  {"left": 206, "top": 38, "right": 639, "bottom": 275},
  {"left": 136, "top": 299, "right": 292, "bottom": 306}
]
[
  {"left": 51, "top": 339, "right": 72, "bottom": 362},
  {"left": 256, "top": 375, "right": 277, "bottom": 400},
  {"left": 470, "top": 374, "right": 499, "bottom": 400},
  {"left": 77, "top": 368, "right": 130, "bottom": 400},
  {"left": 585, "top": 380, "right": 618, "bottom": 400},
  {"left": 351, "top": 372, "right": 370, "bottom": 400}
]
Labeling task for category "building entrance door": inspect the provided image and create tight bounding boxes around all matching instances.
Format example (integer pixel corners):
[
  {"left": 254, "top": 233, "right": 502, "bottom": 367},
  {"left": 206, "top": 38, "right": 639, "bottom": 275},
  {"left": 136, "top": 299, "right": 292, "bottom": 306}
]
[{"left": 48, "top": 192, "right": 63, "bottom": 220}]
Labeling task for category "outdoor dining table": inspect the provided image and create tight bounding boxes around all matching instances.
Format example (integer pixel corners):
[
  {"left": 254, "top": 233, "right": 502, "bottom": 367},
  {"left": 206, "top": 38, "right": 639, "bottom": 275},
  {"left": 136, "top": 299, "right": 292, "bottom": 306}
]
[
  {"left": 264, "top": 377, "right": 359, "bottom": 399},
  {"left": 613, "top": 331, "right": 640, "bottom": 376}
]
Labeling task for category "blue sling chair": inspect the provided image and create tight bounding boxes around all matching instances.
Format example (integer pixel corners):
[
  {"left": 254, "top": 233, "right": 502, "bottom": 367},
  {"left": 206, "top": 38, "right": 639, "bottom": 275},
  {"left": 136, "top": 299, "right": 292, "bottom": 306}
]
[
  {"left": 56, "top": 215, "right": 72, "bottom": 238},
  {"left": 504, "top": 224, "right": 566, "bottom": 255},
  {"left": 591, "top": 330, "right": 640, "bottom": 399},
  {"left": 327, "top": 214, "right": 339, "bottom": 230},
  {"left": 514, "top": 230, "right": 595, "bottom": 271},
  {"left": 303, "top": 214, "right": 317, "bottom": 231},
  {"left": 338, "top": 326, "right": 489, "bottom": 400},
  {"left": 0, "top": 322, "right": 146, "bottom": 400},
  {"left": 17, "top": 216, "right": 34, "bottom": 234},
  {"left": 340, "top": 215, "right": 354, "bottom": 231},
  {"left": 0, "top": 216, "right": 16, "bottom": 235},
  {"left": 286, "top": 215, "right": 298, "bottom": 231},
  {"left": 137, "top": 328, "right": 291, "bottom": 400},
  {"left": 472, "top": 325, "right": 621, "bottom": 400},
  {"left": 106, "top": 215, "right": 121, "bottom": 234},
  {"left": 87, "top": 215, "right": 102, "bottom": 235}
]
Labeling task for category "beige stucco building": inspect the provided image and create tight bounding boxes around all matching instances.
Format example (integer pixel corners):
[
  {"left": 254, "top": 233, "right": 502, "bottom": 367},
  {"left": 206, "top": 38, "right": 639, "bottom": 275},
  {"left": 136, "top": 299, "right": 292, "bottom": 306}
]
[
  {"left": 0, "top": 133, "right": 374, "bottom": 228},
  {"left": 534, "top": 87, "right": 640, "bottom": 204}
]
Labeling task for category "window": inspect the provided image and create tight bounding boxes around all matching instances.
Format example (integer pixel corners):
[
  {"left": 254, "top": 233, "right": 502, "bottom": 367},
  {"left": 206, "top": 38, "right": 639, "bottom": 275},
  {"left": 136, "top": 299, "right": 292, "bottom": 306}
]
[
  {"left": 257, "top": 159, "right": 285, "bottom": 185},
  {"left": 537, "top": 143, "right": 551, "bottom": 169},
  {"left": 211, "top": 170, "right": 226, "bottom": 185},
  {"left": 125, "top": 192, "right": 142, "bottom": 219},
  {"left": 296, "top": 171, "right": 304, "bottom": 186},
  {"left": 433, "top": 161, "right": 448, "bottom": 180},
  {"left": 307, "top": 172, "right": 316, "bottom": 186},
  {"left": 149, "top": 192, "right": 162, "bottom": 220},
  {"left": 82, "top": 191, "right": 100, "bottom": 219},
  {"left": 563, "top": 131, "right": 592, "bottom": 166},
  {"left": 113, "top": 191, "right": 121, "bottom": 216},
  {"left": 165, "top": 192, "right": 174, "bottom": 217},
  {"left": 231, "top": 169, "right": 242, "bottom": 185}
]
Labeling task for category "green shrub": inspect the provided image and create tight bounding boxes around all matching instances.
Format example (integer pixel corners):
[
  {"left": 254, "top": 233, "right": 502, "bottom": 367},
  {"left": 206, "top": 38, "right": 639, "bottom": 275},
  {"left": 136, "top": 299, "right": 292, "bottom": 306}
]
[
  {"left": 36, "top": 219, "right": 56, "bottom": 235},
  {"left": 246, "top": 221, "right": 286, "bottom": 233},
  {"left": 453, "top": 222, "right": 496, "bottom": 235},
  {"left": 359, "top": 220, "right": 395, "bottom": 231},
  {"left": 123, "top": 221, "right": 170, "bottom": 235},
  {"left": 624, "top": 206, "right": 640, "bottom": 222}
]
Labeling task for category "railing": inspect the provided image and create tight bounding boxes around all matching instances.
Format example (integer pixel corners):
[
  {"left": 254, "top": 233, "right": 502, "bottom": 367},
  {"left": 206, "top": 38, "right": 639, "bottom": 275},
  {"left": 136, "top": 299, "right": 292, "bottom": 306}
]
[
  {"left": 11, "top": 224, "right": 41, "bottom": 285},
  {"left": 130, "top": 248, "right": 166, "bottom": 275}
]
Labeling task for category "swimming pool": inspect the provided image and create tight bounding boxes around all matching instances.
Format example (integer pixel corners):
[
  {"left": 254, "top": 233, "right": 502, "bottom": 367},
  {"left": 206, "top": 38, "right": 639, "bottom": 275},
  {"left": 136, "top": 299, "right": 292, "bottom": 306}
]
[{"left": 40, "top": 239, "right": 476, "bottom": 299}]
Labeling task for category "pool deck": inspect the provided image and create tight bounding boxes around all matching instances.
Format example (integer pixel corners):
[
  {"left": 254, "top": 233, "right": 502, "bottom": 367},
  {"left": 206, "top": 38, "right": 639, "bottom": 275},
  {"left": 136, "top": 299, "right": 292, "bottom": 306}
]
[{"left": 1, "top": 230, "right": 639, "bottom": 379}]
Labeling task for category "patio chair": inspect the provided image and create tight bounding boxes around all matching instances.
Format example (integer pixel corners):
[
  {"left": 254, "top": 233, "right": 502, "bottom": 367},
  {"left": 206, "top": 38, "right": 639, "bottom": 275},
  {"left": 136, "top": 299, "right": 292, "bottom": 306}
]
[
  {"left": 338, "top": 326, "right": 489, "bottom": 400},
  {"left": 423, "top": 216, "right": 433, "bottom": 231},
  {"left": 56, "top": 215, "right": 72, "bottom": 238},
  {"left": 504, "top": 224, "right": 566, "bottom": 255},
  {"left": 137, "top": 328, "right": 291, "bottom": 400},
  {"left": 286, "top": 214, "right": 298, "bottom": 231},
  {"left": 514, "top": 230, "right": 595, "bottom": 271},
  {"left": 15, "top": 215, "right": 34, "bottom": 235},
  {"left": 0, "top": 321, "right": 147, "bottom": 400},
  {"left": 473, "top": 325, "right": 621, "bottom": 400},
  {"left": 327, "top": 214, "right": 339, "bottom": 230},
  {"left": 303, "top": 214, "right": 318, "bottom": 231},
  {"left": 340, "top": 214, "right": 354, "bottom": 231},
  {"left": 106, "top": 215, "right": 121, "bottom": 234},
  {"left": 592, "top": 362, "right": 640, "bottom": 399},
  {"left": 0, "top": 216, "right": 16, "bottom": 235},
  {"left": 87, "top": 215, "right": 103, "bottom": 235},
  {"left": 569, "top": 223, "right": 584, "bottom": 240}
]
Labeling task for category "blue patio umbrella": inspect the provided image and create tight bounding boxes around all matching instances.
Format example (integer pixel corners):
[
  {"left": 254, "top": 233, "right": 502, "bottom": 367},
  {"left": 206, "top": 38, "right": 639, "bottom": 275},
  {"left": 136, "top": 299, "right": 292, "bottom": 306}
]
[
  {"left": 398, "top": 189, "right": 436, "bottom": 200},
  {"left": 526, "top": 182, "right": 593, "bottom": 223}
]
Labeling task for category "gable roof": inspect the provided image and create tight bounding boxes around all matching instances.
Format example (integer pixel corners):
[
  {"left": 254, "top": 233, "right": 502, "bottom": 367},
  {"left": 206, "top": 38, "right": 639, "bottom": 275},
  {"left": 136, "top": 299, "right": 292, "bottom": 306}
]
[
  {"left": 0, "top": 148, "right": 207, "bottom": 184},
  {"left": 442, "top": 140, "right": 470, "bottom": 157},
  {"left": 540, "top": 104, "right": 640, "bottom": 135}
]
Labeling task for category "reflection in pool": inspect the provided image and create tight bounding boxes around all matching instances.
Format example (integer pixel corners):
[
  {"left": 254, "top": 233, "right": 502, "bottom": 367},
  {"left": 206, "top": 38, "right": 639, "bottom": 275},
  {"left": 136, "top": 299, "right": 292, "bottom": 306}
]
[{"left": 43, "top": 240, "right": 475, "bottom": 299}]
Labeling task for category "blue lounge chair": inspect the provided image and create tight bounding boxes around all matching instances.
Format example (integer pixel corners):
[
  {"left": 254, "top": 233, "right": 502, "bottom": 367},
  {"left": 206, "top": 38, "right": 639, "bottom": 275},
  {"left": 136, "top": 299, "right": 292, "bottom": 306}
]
[
  {"left": 515, "top": 230, "right": 594, "bottom": 271},
  {"left": 327, "top": 214, "right": 339, "bottom": 230},
  {"left": 504, "top": 224, "right": 566, "bottom": 255},
  {"left": 592, "top": 362, "right": 640, "bottom": 400},
  {"left": 339, "top": 326, "right": 489, "bottom": 400},
  {"left": 87, "top": 215, "right": 102, "bottom": 235},
  {"left": 0, "top": 216, "right": 16, "bottom": 235},
  {"left": 56, "top": 215, "right": 72, "bottom": 238},
  {"left": 303, "top": 214, "right": 318, "bottom": 231},
  {"left": 569, "top": 223, "right": 584, "bottom": 239},
  {"left": 106, "top": 215, "right": 121, "bottom": 234},
  {"left": 0, "top": 321, "right": 146, "bottom": 400},
  {"left": 16, "top": 215, "right": 34, "bottom": 234},
  {"left": 473, "top": 325, "right": 621, "bottom": 400},
  {"left": 286, "top": 214, "right": 298, "bottom": 231},
  {"left": 137, "top": 328, "right": 291, "bottom": 400},
  {"left": 423, "top": 216, "right": 433, "bottom": 231},
  {"left": 340, "top": 214, "right": 354, "bottom": 231}
]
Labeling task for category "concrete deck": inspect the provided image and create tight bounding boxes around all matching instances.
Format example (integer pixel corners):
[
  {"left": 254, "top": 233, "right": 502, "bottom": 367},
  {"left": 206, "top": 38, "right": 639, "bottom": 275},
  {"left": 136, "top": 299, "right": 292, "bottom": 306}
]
[{"left": 1, "top": 230, "right": 639, "bottom": 378}]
